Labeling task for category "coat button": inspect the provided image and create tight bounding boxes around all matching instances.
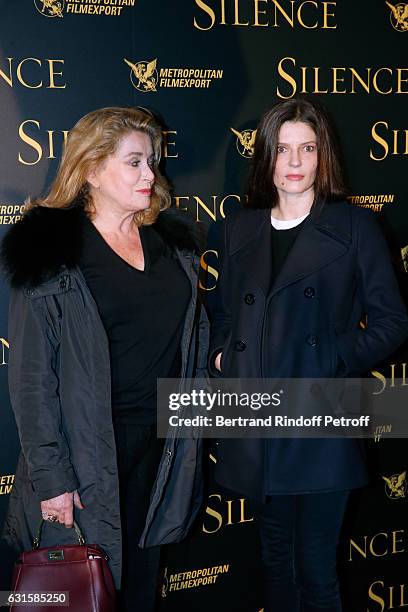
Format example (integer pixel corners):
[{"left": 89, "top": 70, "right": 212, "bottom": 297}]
[
  {"left": 306, "top": 334, "right": 318, "bottom": 347},
  {"left": 25, "top": 288, "right": 35, "bottom": 296},
  {"left": 234, "top": 340, "right": 247, "bottom": 352},
  {"left": 244, "top": 293, "right": 255, "bottom": 305},
  {"left": 59, "top": 277, "right": 67, "bottom": 290},
  {"left": 304, "top": 287, "right": 315, "bottom": 298}
]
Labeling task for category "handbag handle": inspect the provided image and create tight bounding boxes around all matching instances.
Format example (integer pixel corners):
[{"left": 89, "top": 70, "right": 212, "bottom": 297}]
[{"left": 33, "top": 519, "right": 85, "bottom": 549}]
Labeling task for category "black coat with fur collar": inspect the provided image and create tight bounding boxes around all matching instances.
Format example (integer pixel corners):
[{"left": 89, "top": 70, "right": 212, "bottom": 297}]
[
  {"left": 0, "top": 205, "right": 208, "bottom": 588},
  {"left": 1, "top": 204, "right": 202, "bottom": 288}
]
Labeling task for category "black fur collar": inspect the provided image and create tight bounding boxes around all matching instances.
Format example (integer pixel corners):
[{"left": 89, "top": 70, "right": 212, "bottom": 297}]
[{"left": 1, "top": 205, "right": 202, "bottom": 288}]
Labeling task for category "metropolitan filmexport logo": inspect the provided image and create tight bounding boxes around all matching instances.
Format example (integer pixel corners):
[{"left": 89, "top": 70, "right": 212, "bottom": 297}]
[
  {"left": 34, "top": 0, "right": 64, "bottom": 17},
  {"left": 385, "top": 1, "right": 408, "bottom": 31},
  {"left": 35, "top": 0, "right": 136, "bottom": 18},
  {"left": 161, "top": 564, "right": 229, "bottom": 595},
  {"left": 124, "top": 59, "right": 158, "bottom": 93},
  {"left": 0, "top": 474, "right": 14, "bottom": 495},
  {"left": 382, "top": 471, "right": 407, "bottom": 499},
  {"left": 124, "top": 58, "right": 223, "bottom": 91},
  {"left": 230, "top": 128, "right": 257, "bottom": 158}
]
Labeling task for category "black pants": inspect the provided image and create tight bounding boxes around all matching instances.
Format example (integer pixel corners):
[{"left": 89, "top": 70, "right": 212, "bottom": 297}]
[
  {"left": 253, "top": 490, "right": 349, "bottom": 612},
  {"left": 113, "top": 422, "right": 164, "bottom": 612}
]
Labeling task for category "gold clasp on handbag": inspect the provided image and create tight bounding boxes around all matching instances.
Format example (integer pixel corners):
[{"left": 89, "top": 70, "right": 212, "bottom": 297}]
[{"left": 48, "top": 550, "right": 65, "bottom": 561}]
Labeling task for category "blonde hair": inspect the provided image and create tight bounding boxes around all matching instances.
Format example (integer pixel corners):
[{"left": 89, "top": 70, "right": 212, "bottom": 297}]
[{"left": 26, "top": 106, "right": 171, "bottom": 226}]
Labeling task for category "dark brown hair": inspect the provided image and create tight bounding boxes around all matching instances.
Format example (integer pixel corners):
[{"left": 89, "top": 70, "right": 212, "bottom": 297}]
[{"left": 246, "top": 97, "right": 348, "bottom": 210}]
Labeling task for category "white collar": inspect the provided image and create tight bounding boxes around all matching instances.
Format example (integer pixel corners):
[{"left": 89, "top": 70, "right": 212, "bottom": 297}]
[{"left": 271, "top": 212, "right": 309, "bottom": 230}]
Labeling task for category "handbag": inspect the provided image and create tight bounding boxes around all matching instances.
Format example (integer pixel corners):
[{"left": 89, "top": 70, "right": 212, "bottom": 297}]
[{"left": 10, "top": 520, "right": 117, "bottom": 612}]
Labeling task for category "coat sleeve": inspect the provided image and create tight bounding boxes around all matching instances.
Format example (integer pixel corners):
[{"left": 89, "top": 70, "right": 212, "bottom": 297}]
[
  {"left": 207, "top": 218, "right": 233, "bottom": 376},
  {"left": 8, "top": 287, "right": 79, "bottom": 501},
  {"left": 195, "top": 300, "right": 210, "bottom": 378},
  {"left": 336, "top": 209, "right": 408, "bottom": 374}
]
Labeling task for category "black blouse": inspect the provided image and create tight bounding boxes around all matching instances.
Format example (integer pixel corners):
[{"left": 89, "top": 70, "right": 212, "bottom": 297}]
[{"left": 79, "top": 217, "right": 191, "bottom": 424}]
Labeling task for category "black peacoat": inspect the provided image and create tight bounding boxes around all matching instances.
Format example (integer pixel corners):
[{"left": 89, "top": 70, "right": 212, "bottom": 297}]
[
  {"left": 209, "top": 202, "right": 408, "bottom": 499},
  {"left": 0, "top": 205, "right": 209, "bottom": 588}
]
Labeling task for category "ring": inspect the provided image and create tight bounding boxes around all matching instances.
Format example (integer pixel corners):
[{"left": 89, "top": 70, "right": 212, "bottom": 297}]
[{"left": 42, "top": 513, "right": 58, "bottom": 522}]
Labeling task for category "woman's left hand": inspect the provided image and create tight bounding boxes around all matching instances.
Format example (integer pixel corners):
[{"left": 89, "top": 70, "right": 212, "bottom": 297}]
[{"left": 40, "top": 490, "right": 85, "bottom": 528}]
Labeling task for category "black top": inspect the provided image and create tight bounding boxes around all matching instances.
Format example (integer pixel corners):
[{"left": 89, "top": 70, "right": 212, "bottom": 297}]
[
  {"left": 79, "top": 216, "right": 191, "bottom": 424},
  {"left": 266, "top": 219, "right": 306, "bottom": 494},
  {"left": 265, "top": 220, "right": 306, "bottom": 365},
  {"left": 271, "top": 221, "right": 305, "bottom": 280}
]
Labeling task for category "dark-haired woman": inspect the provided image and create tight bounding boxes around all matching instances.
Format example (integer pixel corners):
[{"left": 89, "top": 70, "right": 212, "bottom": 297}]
[
  {"left": 209, "top": 98, "right": 408, "bottom": 612},
  {"left": 1, "top": 106, "right": 207, "bottom": 612}
]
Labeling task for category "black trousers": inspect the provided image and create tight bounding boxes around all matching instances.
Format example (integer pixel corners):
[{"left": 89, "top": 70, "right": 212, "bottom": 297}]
[
  {"left": 113, "top": 421, "right": 164, "bottom": 612},
  {"left": 253, "top": 490, "right": 349, "bottom": 612}
]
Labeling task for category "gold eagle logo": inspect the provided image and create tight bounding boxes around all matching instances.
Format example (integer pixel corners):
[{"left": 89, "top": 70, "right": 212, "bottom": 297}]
[
  {"left": 34, "top": 0, "right": 64, "bottom": 18},
  {"left": 401, "top": 244, "right": 408, "bottom": 273},
  {"left": 382, "top": 471, "right": 407, "bottom": 499},
  {"left": 124, "top": 58, "right": 158, "bottom": 93},
  {"left": 385, "top": 1, "right": 408, "bottom": 31},
  {"left": 230, "top": 128, "right": 257, "bottom": 158},
  {"left": 161, "top": 567, "right": 169, "bottom": 598}
]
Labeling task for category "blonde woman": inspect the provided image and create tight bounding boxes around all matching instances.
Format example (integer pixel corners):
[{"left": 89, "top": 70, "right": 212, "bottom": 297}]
[{"left": 1, "top": 107, "right": 207, "bottom": 612}]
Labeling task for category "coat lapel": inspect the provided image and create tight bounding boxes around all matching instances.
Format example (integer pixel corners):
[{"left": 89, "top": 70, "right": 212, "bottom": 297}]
[
  {"left": 269, "top": 207, "right": 351, "bottom": 297},
  {"left": 230, "top": 204, "right": 352, "bottom": 298},
  {"left": 231, "top": 209, "right": 272, "bottom": 296}
]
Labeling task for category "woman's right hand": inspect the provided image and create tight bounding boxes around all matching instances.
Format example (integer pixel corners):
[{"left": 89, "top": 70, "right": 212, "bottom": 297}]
[
  {"left": 40, "top": 490, "right": 84, "bottom": 528},
  {"left": 215, "top": 352, "right": 222, "bottom": 372}
]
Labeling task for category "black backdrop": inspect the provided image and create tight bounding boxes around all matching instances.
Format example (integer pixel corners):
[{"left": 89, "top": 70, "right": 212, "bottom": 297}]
[{"left": 0, "top": 2, "right": 407, "bottom": 610}]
